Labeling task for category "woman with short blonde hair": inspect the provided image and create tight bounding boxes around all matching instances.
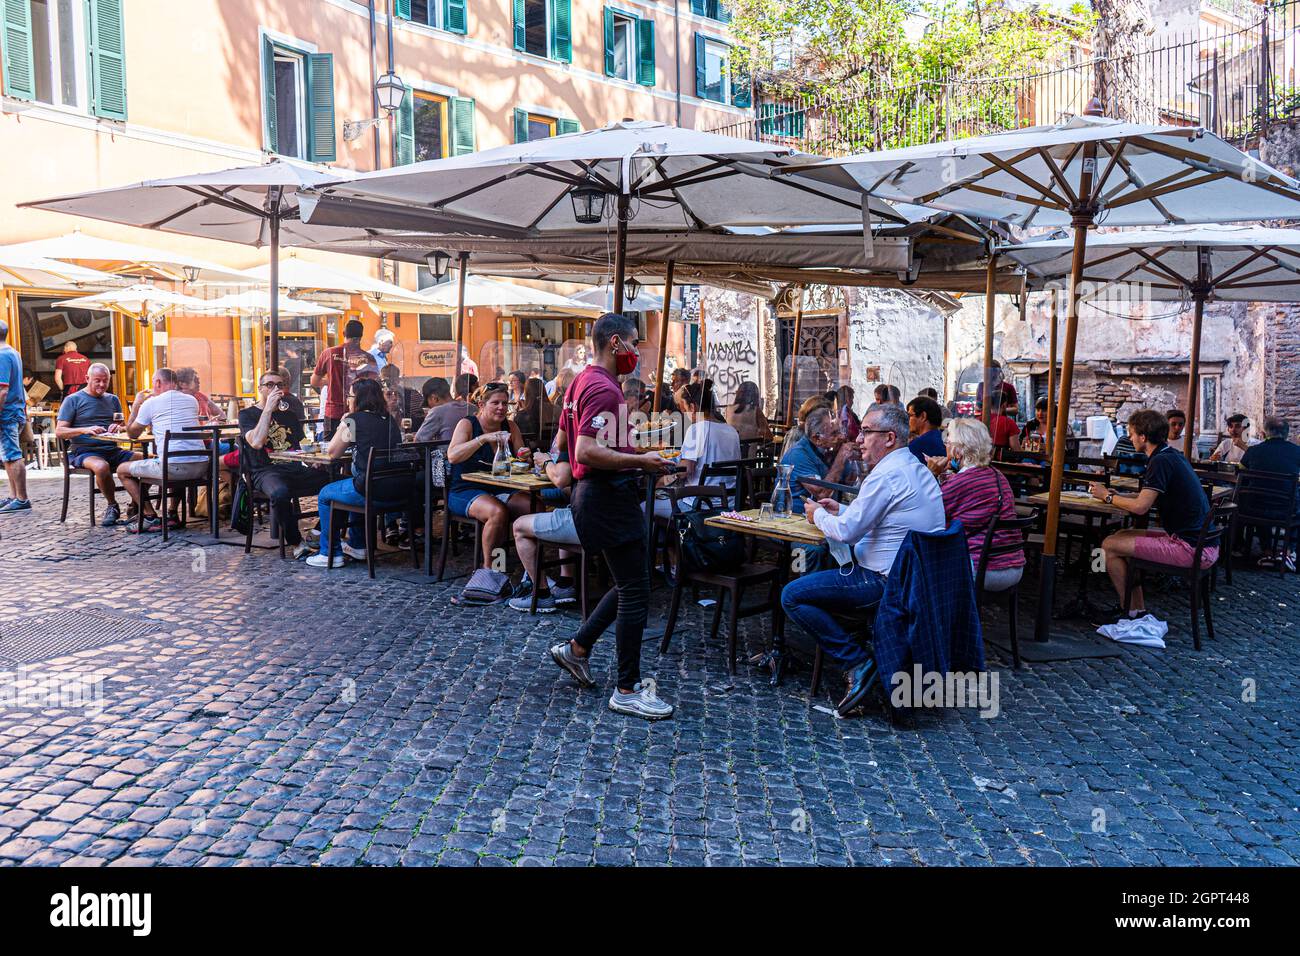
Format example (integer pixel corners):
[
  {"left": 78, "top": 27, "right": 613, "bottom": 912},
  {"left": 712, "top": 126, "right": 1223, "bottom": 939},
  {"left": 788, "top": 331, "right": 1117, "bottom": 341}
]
[{"left": 944, "top": 417, "right": 994, "bottom": 469}]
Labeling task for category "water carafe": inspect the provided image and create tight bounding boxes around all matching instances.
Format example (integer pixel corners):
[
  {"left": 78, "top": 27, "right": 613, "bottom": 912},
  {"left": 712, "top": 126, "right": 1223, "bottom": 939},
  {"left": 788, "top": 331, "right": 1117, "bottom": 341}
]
[
  {"left": 491, "top": 436, "right": 510, "bottom": 476},
  {"left": 770, "top": 463, "right": 793, "bottom": 517}
]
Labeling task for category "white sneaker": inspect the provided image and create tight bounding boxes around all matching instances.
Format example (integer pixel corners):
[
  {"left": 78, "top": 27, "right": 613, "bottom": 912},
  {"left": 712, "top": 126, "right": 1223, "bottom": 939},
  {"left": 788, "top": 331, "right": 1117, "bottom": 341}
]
[
  {"left": 341, "top": 542, "right": 367, "bottom": 560},
  {"left": 608, "top": 681, "right": 674, "bottom": 720},
  {"left": 306, "top": 552, "right": 347, "bottom": 569}
]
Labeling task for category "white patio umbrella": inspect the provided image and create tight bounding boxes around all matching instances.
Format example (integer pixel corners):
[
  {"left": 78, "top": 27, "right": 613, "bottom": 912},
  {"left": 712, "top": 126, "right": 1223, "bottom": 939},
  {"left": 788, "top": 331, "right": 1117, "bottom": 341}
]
[
  {"left": 782, "top": 108, "right": 1300, "bottom": 646},
  {"left": 1003, "top": 223, "right": 1300, "bottom": 456},
  {"left": 416, "top": 274, "right": 598, "bottom": 314},
  {"left": 52, "top": 283, "right": 212, "bottom": 322},
  {"left": 236, "top": 254, "right": 432, "bottom": 313},
  {"left": 1, "top": 231, "right": 248, "bottom": 282},
  {"left": 19, "top": 160, "right": 358, "bottom": 371},
  {"left": 0, "top": 249, "right": 118, "bottom": 288},
  {"left": 570, "top": 282, "right": 683, "bottom": 314},
  {"left": 192, "top": 291, "right": 340, "bottom": 316}
]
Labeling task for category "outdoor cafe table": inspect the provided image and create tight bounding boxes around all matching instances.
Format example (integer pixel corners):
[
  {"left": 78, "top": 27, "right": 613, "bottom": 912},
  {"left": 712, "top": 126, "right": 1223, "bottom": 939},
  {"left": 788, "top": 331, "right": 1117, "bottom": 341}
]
[
  {"left": 461, "top": 469, "right": 553, "bottom": 513},
  {"left": 1026, "top": 490, "right": 1129, "bottom": 618},
  {"left": 704, "top": 508, "right": 826, "bottom": 684}
]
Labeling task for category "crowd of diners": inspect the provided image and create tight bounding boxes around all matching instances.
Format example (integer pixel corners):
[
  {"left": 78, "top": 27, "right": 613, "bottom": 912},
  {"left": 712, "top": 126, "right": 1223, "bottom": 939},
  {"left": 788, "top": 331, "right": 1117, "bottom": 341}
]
[{"left": 16, "top": 311, "right": 1300, "bottom": 722}]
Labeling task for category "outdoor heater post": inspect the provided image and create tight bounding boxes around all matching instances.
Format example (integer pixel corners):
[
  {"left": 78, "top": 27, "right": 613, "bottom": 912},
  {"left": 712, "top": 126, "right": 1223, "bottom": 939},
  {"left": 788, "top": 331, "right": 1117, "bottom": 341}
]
[
  {"left": 268, "top": 191, "right": 282, "bottom": 375},
  {"left": 982, "top": 252, "right": 997, "bottom": 426},
  {"left": 784, "top": 285, "right": 805, "bottom": 426},
  {"left": 1184, "top": 254, "right": 1210, "bottom": 458}
]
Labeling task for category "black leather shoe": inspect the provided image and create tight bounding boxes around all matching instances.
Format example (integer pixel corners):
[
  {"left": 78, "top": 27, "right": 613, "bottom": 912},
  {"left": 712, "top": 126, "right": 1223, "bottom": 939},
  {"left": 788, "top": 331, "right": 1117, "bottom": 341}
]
[{"left": 837, "top": 658, "right": 879, "bottom": 717}]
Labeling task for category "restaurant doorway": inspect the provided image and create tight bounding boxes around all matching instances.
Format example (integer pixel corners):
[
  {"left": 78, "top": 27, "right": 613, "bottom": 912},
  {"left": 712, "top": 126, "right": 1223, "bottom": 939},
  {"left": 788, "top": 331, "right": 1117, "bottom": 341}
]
[{"left": 6, "top": 290, "right": 118, "bottom": 403}]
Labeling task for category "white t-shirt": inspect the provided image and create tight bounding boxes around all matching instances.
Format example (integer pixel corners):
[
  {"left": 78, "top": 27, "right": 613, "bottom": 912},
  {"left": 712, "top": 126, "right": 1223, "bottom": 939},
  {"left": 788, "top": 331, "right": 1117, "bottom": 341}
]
[
  {"left": 136, "top": 390, "right": 205, "bottom": 455},
  {"left": 1212, "top": 436, "right": 1256, "bottom": 463},
  {"left": 681, "top": 419, "right": 742, "bottom": 507}
]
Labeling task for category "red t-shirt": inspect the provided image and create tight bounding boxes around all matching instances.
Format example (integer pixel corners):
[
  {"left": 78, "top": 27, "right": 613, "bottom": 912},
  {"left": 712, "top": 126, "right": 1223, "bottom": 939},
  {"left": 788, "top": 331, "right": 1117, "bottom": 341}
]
[
  {"left": 314, "top": 343, "right": 377, "bottom": 419},
  {"left": 989, "top": 413, "right": 1019, "bottom": 448},
  {"left": 560, "top": 365, "right": 633, "bottom": 481},
  {"left": 56, "top": 351, "right": 90, "bottom": 389}
]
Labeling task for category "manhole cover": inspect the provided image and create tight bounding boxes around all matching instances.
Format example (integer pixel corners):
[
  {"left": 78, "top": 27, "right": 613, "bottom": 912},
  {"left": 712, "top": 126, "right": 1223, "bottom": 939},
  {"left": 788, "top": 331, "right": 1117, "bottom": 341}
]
[{"left": 0, "top": 610, "right": 163, "bottom": 665}]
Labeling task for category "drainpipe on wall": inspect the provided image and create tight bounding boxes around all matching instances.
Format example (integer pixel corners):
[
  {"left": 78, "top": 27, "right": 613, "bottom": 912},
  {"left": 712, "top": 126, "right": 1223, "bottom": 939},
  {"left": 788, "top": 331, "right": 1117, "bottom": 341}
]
[
  {"left": 369, "top": 0, "right": 380, "bottom": 170},
  {"left": 674, "top": 0, "right": 682, "bottom": 126},
  {"left": 386, "top": 1, "right": 396, "bottom": 169}
]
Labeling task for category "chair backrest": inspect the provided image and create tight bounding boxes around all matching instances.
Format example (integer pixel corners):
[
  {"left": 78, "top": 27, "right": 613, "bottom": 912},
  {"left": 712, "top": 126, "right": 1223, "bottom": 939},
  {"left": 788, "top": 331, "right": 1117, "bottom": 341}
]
[
  {"left": 973, "top": 513, "right": 1035, "bottom": 593},
  {"left": 1235, "top": 468, "right": 1299, "bottom": 520},
  {"left": 699, "top": 457, "right": 759, "bottom": 508},
  {"left": 746, "top": 464, "right": 776, "bottom": 509},
  {"left": 667, "top": 482, "right": 731, "bottom": 514},
  {"left": 161, "top": 430, "right": 217, "bottom": 471},
  {"left": 362, "top": 441, "right": 433, "bottom": 503},
  {"left": 428, "top": 438, "right": 451, "bottom": 490},
  {"left": 1190, "top": 500, "right": 1235, "bottom": 568}
]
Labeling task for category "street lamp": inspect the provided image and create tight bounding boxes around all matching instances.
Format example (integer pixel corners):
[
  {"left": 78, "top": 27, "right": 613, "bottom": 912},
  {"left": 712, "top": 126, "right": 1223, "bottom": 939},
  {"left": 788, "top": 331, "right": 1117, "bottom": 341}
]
[
  {"left": 569, "top": 181, "right": 608, "bottom": 225},
  {"left": 624, "top": 277, "right": 641, "bottom": 303},
  {"left": 426, "top": 251, "right": 452, "bottom": 280},
  {"left": 343, "top": 71, "right": 408, "bottom": 142}
]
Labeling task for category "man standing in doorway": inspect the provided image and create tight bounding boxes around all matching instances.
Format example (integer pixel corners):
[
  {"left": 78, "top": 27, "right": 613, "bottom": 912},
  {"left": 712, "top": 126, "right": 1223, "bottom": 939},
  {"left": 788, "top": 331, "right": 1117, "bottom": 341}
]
[
  {"left": 311, "top": 319, "right": 377, "bottom": 438},
  {"left": 369, "top": 328, "right": 396, "bottom": 371},
  {"left": 549, "top": 312, "right": 675, "bottom": 720},
  {"left": 0, "top": 320, "right": 31, "bottom": 513},
  {"left": 55, "top": 340, "right": 90, "bottom": 397}
]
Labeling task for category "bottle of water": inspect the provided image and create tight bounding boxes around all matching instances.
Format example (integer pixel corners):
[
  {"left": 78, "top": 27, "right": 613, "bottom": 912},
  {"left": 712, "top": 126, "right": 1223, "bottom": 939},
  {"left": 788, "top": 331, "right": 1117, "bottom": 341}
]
[
  {"left": 491, "top": 437, "right": 510, "bottom": 476},
  {"left": 770, "top": 463, "right": 793, "bottom": 517}
]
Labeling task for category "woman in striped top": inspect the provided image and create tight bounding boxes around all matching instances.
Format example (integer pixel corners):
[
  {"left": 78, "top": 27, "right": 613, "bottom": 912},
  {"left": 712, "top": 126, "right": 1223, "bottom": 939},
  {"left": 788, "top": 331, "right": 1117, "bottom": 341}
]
[{"left": 925, "top": 417, "right": 1026, "bottom": 591}]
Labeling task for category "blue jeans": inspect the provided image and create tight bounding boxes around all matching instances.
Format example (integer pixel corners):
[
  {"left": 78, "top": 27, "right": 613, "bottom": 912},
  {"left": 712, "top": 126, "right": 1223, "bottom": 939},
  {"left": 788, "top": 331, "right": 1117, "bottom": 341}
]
[
  {"left": 317, "top": 479, "right": 367, "bottom": 556},
  {"left": 781, "top": 565, "right": 887, "bottom": 669}
]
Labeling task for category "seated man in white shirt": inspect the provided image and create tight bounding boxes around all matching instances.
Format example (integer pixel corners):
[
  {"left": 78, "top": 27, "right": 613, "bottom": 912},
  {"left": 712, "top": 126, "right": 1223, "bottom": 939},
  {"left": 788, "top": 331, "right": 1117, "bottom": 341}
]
[
  {"left": 117, "top": 367, "right": 208, "bottom": 534},
  {"left": 1209, "top": 413, "right": 1257, "bottom": 464},
  {"left": 780, "top": 403, "right": 945, "bottom": 714}
]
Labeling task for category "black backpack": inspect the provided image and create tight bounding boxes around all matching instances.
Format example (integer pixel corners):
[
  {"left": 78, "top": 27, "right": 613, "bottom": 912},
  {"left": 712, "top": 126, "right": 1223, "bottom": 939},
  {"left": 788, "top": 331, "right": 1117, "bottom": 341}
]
[{"left": 671, "top": 503, "right": 746, "bottom": 574}]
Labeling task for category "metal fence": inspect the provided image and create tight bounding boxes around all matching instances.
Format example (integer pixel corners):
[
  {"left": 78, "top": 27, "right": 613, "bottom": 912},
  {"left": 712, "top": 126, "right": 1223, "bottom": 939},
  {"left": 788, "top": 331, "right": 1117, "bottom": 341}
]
[{"left": 712, "top": 1, "right": 1300, "bottom": 155}]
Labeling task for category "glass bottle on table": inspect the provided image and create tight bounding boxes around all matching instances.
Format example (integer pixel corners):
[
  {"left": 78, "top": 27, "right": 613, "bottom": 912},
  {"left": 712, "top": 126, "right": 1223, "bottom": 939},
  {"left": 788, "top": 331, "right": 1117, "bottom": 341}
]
[
  {"left": 770, "top": 463, "right": 793, "bottom": 518},
  {"left": 491, "top": 436, "right": 510, "bottom": 476}
]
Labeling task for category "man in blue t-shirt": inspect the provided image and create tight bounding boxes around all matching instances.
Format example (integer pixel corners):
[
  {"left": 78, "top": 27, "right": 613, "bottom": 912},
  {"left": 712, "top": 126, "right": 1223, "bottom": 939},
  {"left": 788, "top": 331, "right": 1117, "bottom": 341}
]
[
  {"left": 54, "top": 363, "right": 141, "bottom": 526},
  {"left": 906, "top": 395, "right": 946, "bottom": 465},
  {"left": 1240, "top": 416, "right": 1300, "bottom": 566},
  {"left": 0, "top": 320, "right": 31, "bottom": 513},
  {"left": 782, "top": 405, "right": 860, "bottom": 515}
]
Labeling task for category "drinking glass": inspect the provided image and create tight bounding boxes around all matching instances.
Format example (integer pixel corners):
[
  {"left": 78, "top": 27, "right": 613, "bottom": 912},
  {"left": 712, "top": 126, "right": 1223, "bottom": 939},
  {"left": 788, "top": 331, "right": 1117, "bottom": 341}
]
[{"left": 758, "top": 503, "right": 774, "bottom": 523}]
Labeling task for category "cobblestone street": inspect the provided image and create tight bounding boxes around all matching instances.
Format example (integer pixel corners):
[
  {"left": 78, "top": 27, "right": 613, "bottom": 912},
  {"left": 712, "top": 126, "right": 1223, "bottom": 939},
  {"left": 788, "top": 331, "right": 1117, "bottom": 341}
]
[{"left": 0, "top": 476, "right": 1297, "bottom": 867}]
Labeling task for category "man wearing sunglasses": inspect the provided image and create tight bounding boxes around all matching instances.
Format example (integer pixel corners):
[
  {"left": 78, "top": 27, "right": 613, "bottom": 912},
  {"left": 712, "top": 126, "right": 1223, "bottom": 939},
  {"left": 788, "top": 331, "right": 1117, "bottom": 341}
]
[{"left": 240, "top": 372, "right": 327, "bottom": 552}]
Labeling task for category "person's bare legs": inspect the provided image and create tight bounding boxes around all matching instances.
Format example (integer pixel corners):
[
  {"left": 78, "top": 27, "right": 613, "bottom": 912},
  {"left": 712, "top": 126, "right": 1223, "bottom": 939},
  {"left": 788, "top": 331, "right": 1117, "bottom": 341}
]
[
  {"left": 116, "top": 463, "right": 155, "bottom": 519},
  {"left": 513, "top": 513, "right": 540, "bottom": 582},
  {"left": 1101, "top": 529, "right": 1145, "bottom": 612},
  {"left": 468, "top": 495, "right": 510, "bottom": 569},
  {"left": 3, "top": 457, "right": 27, "bottom": 501}
]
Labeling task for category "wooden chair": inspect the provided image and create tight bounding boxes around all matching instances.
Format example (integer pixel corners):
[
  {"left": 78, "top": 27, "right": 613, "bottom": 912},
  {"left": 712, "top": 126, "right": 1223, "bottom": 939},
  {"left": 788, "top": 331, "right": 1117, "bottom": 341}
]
[
  {"left": 134, "top": 431, "right": 218, "bottom": 542},
  {"left": 1123, "top": 502, "right": 1233, "bottom": 651},
  {"left": 237, "top": 434, "right": 315, "bottom": 559},
  {"left": 59, "top": 438, "right": 125, "bottom": 526},
  {"left": 326, "top": 443, "right": 428, "bottom": 578},
  {"left": 972, "top": 513, "right": 1036, "bottom": 669},
  {"left": 657, "top": 483, "right": 781, "bottom": 675},
  {"left": 528, "top": 538, "right": 595, "bottom": 618},
  {"left": 436, "top": 447, "right": 484, "bottom": 581},
  {"left": 1232, "top": 469, "right": 1300, "bottom": 577}
]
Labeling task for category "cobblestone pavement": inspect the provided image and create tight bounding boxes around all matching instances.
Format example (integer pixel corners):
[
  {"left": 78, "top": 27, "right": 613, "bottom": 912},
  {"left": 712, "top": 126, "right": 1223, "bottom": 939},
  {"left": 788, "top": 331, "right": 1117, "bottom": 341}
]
[{"left": 0, "top": 475, "right": 1297, "bottom": 867}]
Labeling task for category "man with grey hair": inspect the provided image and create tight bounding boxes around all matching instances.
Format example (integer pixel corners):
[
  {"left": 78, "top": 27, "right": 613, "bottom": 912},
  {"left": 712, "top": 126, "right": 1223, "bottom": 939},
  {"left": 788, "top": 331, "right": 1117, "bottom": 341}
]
[
  {"left": 781, "top": 402, "right": 945, "bottom": 715},
  {"left": 0, "top": 318, "right": 31, "bottom": 512},
  {"left": 780, "top": 403, "right": 861, "bottom": 515},
  {"left": 55, "top": 362, "right": 140, "bottom": 525},
  {"left": 369, "top": 328, "right": 396, "bottom": 371},
  {"left": 1242, "top": 416, "right": 1300, "bottom": 568}
]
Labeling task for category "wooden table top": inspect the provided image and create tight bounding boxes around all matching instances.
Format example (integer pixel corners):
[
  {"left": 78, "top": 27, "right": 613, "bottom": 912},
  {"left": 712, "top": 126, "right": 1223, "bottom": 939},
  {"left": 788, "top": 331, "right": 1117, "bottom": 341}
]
[
  {"left": 100, "top": 430, "right": 154, "bottom": 446},
  {"left": 27, "top": 408, "right": 58, "bottom": 418},
  {"left": 1026, "top": 490, "right": 1127, "bottom": 518},
  {"left": 705, "top": 508, "right": 826, "bottom": 545},
  {"left": 1109, "top": 475, "right": 1141, "bottom": 491},
  {"left": 461, "top": 469, "right": 554, "bottom": 493},
  {"left": 267, "top": 449, "right": 339, "bottom": 467}
]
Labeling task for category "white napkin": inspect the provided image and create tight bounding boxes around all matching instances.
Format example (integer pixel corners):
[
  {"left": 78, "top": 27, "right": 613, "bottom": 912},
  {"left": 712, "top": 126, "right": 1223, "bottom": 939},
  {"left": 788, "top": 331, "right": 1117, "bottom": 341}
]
[{"left": 1096, "top": 614, "right": 1168, "bottom": 649}]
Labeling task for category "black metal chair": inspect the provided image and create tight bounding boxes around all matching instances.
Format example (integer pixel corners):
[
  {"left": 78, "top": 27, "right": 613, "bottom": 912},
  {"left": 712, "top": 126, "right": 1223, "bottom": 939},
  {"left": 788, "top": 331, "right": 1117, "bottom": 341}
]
[
  {"left": 326, "top": 443, "right": 429, "bottom": 578},
  {"left": 237, "top": 434, "right": 325, "bottom": 558},
  {"left": 1123, "top": 502, "right": 1233, "bottom": 651},
  {"left": 1232, "top": 469, "right": 1300, "bottom": 576},
  {"left": 59, "top": 437, "right": 126, "bottom": 526},
  {"left": 436, "top": 447, "right": 485, "bottom": 582},
  {"left": 972, "top": 513, "right": 1036, "bottom": 669},
  {"left": 657, "top": 483, "right": 782, "bottom": 675},
  {"left": 134, "top": 431, "right": 218, "bottom": 541}
]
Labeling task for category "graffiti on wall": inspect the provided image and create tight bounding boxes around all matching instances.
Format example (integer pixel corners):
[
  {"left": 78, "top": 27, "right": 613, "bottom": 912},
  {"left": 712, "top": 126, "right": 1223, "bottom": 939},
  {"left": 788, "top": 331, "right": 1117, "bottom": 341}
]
[{"left": 705, "top": 334, "right": 758, "bottom": 404}]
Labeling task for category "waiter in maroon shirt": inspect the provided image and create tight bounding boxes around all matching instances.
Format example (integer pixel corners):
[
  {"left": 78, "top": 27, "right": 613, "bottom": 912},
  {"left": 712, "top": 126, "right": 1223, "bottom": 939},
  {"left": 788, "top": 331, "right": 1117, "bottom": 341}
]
[
  {"left": 548, "top": 313, "right": 676, "bottom": 720},
  {"left": 55, "top": 340, "right": 90, "bottom": 395}
]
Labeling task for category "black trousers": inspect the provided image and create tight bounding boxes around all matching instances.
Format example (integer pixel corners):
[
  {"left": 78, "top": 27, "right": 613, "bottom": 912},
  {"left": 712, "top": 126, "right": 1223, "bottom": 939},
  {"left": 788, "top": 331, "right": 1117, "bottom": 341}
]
[
  {"left": 250, "top": 465, "right": 330, "bottom": 545},
  {"left": 571, "top": 475, "right": 650, "bottom": 691}
]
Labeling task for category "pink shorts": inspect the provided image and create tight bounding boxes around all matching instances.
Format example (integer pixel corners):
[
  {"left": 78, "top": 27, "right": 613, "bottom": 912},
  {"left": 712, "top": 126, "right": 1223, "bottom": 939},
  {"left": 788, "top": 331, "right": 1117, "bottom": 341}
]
[{"left": 1133, "top": 531, "right": 1218, "bottom": 569}]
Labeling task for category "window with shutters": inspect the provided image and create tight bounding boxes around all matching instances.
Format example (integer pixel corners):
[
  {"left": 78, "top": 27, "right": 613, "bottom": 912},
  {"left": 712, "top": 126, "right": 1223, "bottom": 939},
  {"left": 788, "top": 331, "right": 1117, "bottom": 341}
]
[
  {"left": 690, "top": 0, "right": 731, "bottom": 22},
  {"left": 2, "top": 0, "right": 128, "bottom": 117},
  {"left": 261, "top": 34, "right": 335, "bottom": 163},
  {"left": 413, "top": 91, "right": 448, "bottom": 162},
  {"left": 411, "top": 0, "right": 441, "bottom": 28},
  {"left": 514, "top": 0, "right": 570, "bottom": 62},
  {"left": 696, "top": 36, "right": 729, "bottom": 104},
  {"left": 513, "top": 108, "right": 578, "bottom": 143},
  {"left": 397, "top": 0, "right": 467, "bottom": 35},
  {"left": 602, "top": 8, "right": 653, "bottom": 86}
]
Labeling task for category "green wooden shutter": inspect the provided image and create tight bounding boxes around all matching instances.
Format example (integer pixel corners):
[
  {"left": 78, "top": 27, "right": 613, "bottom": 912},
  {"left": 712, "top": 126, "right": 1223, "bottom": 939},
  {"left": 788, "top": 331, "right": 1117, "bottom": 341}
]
[
  {"left": 716, "top": 2, "right": 732, "bottom": 23},
  {"left": 450, "top": 96, "right": 476, "bottom": 155},
  {"left": 636, "top": 17, "right": 655, "bottom": 87},
  {"left": 396, "top": 88, "right": 415, "bottom": 165},
  {"left": 512, "top": 0, "right": 525, "bottom": 51},
  {"left": 694, "top": 33, "right": 706, "bottom": 99},
  {"left": 1, "top": 0, "right": 35, "bottom": 100},
  {"left": 513, "top": 107, "right": 530, "bottom": 144},
  {"left": 731, "top": 60, "right": 751, "bottom": 109},
  {"left": 305, "top": 53, "right": 336, "bottom": 163},
  {"left": 262, "top": 37, "right": 278, "bottom": 152},
  {"left": 602, "top": 8, "right": 615, "bottom": 77},
  {"left": 690, "top": 0, "right": 707, "bottom": 15},
  {"left": 550, "top": 0, "right": 571, "bottom": 63},
  {"left": 444, "top": 0, "right": 467, "bottom": 34},
  {"left": 758, "top": 101, "right": 774, "bottom": 135},
  {"left": 556, "top": 117, "right": 579, "bottom": 136},
  {"left": 395, "top": 0, "right": 411, "bottom": 18},
  {"left": 88, "top": 0, "right": 128, "bottom": 120}
]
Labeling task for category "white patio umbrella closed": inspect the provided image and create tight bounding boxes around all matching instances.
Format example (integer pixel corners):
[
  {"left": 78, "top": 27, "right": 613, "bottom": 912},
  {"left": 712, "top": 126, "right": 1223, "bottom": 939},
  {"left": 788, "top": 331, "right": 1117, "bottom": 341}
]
[
  {"left": 0, "top": 249, "right": 118, "bottom": 288},
  {"left": 415, "top": 275, "right": 598, "bottom": 314},
  {"left": 53, "top": 284, "right": 212, "bottom": 322},
  {"left": 20, "top": 160, "right": 358, "bottom": 371},
  {"left": 235, "top": 255, "right": 432, "bottom": 313},
  {"left": 1003, "top": 223, "right": 1300, "bottom": 456},
  {"left": 192, "top": 291, "right": 340, "bottom": 317},
  {"left": 782, "top": 109, "right": 1300, "bottom": 646},
  {"left": 1, "top": 232, "right": 249, "bottom": 283}
]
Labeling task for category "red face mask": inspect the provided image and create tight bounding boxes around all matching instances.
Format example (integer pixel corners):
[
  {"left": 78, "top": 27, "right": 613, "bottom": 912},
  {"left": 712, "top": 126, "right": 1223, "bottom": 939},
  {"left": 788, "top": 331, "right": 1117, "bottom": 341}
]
[{"left": 614, "top": 342, "right": 639, "bottom": 376}]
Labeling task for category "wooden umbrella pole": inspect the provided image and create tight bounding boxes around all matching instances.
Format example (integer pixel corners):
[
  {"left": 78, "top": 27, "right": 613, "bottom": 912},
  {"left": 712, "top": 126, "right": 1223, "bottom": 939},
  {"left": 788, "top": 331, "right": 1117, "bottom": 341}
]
[
  {"left": 1047, "top": 288, "right": 1059, "bottom": 460},
  {"left": 982, "top": 252, "right": 997, "bottom": 426},
  {"left": 612, "top": 193, "right": 630, "bottom": 314},
  {"left": 1034, "top": 206, "right": 1095, "bottom": 642},
  {"left": 650, "top": 260, "right": 675, "bottom": 418},
  {"left": 268, "top": 200, "right": 281, "bottom": 375},
  {"left": 1185, "top": 260, "right": 1209, "bottom": 458},
  {"left": 453, "top": 251, "right": 469, "bottom": 387},
  {"left": 784, "top": 285, "right": 806, "bottom": 427}
]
